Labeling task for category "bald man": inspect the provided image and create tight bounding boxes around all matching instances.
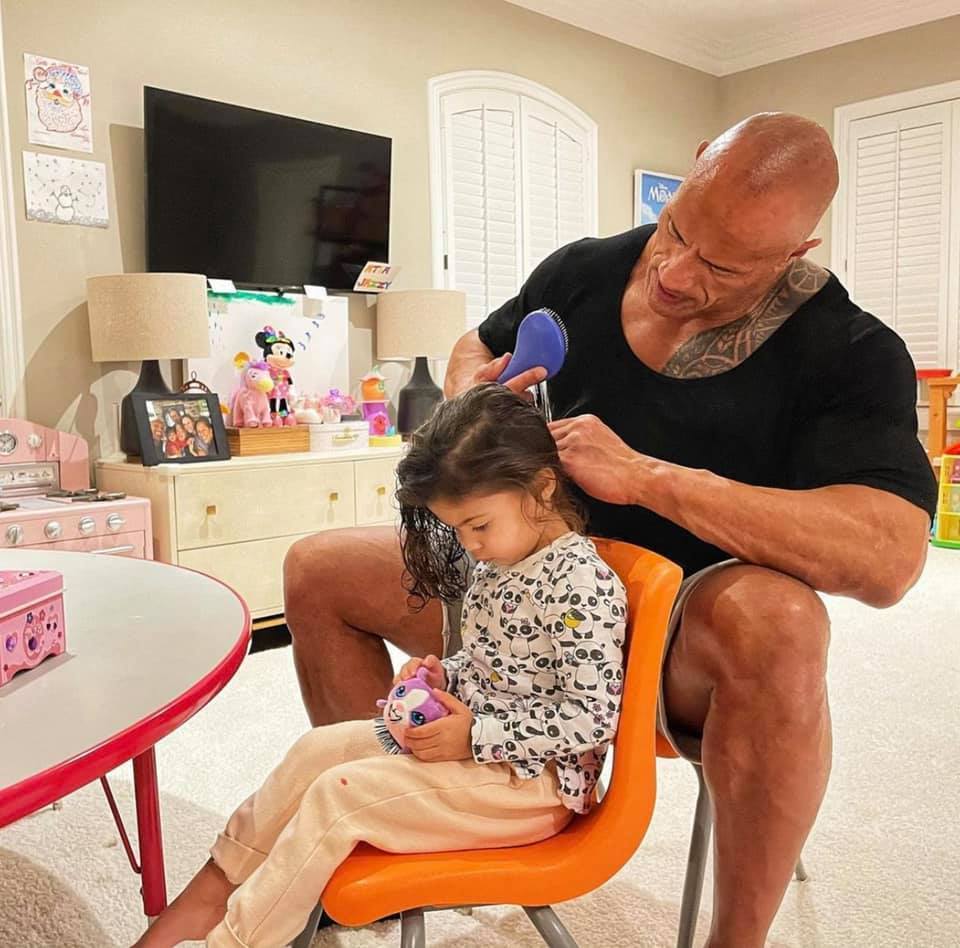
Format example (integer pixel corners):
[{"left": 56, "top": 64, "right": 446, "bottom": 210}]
[{"left": 284, "top": 114, "right": 936, "bottom": 946}]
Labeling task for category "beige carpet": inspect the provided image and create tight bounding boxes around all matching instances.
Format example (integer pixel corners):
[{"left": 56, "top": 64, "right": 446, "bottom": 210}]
[{"left": 1, "top": 547, "right": 958, "bottom": 948}]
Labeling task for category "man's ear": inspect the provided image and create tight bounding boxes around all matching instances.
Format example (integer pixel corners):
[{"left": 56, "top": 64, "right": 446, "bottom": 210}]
[
  {"left": 789, "top": 237, "right": 822, "bottom": 260},
  {"left": 695, "top": 139, "right": 710, "bottom": 160}
]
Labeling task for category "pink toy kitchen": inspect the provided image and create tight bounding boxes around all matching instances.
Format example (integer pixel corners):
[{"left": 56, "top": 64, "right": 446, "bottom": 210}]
[{"left": 0, "top": 420, "right": 152, "bottom": 560}]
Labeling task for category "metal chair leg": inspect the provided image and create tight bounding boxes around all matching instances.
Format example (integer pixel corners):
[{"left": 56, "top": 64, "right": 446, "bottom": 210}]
[
  {"left": 291, "top": 901, "right": 323, "bottom": 948},
  {"left": 795, "top": 856, "right": 808, "bottom": 882},
  {"left": 677, "top": 763, "right": 713, "bottom": 948},
  {"left": 524, "top": 905, "right": 580, "bottom": 948},
  {"left": 400, "top": 908, "right": 426, "bottom": 948}
]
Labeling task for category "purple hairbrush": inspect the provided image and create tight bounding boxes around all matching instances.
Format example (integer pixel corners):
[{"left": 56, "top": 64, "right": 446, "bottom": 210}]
[
  {"left": 375, "top": 667, "right": 450, "bottom": 754},
  {"left": 496, "top": 308, "right": 568, "bottom": 385},
  {"left": 496, "top": 308, "right": 567, "bottom": 421}
]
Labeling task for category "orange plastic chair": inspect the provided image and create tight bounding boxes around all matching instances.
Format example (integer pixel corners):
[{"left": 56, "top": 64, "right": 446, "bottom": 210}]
[{"left": 292, "top": 539, "right": 682, "bottom": 948}]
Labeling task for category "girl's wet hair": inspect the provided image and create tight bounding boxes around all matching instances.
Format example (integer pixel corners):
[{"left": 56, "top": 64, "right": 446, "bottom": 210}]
[{"left": 396, "top": 383, "right": 583, "bottom": 607}]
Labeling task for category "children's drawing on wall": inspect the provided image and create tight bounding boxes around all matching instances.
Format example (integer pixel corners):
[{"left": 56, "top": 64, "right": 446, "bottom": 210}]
[
  {"left": 24, "top": 54, "right": 93, "bottom": 153},
  {"left": 23, "top": 151, "right": 108, "bottom": 228}
]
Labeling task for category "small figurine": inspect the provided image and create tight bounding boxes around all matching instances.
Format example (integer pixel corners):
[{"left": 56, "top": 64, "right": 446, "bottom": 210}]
[
  {"left": 229, "top": 353, "right": 274, "bottom": 428},
  {"left": 255, "top": 325, "right": 297, "bottom": 427},
  {"left": 374, "top": 668, "right": 450, "bottom": 754},
  {"left": 359, "top": 367, "right": 390, "bottom": 436},
  {"left": 359, "top": 368, "right": 387, "bottom": 402},
  {"left": 319, "top": 388, "right": 357, "bottom": 424}
]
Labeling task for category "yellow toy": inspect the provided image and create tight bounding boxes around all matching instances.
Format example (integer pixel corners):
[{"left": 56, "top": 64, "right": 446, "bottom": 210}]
[{"left": 932, "top": 453, "right": 960, "bottom": 549}]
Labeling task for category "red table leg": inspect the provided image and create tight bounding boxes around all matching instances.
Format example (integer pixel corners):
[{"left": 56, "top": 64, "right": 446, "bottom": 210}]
[{"left": 133, "top": 747, "right": 167, "bottom": 918}]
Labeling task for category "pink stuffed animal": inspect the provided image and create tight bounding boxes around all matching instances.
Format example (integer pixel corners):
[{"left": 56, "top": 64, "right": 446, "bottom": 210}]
[
  {"left": 375, "top": 667, "right": 451, "bottom": 754},
  {"left": 229, "top": 353, "right": 274, "bottom": 428}
]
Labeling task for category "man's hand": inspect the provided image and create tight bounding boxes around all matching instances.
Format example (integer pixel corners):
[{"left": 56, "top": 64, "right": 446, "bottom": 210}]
[
  {"left": 549, "top": 415, "right": 646, "bottom": 505},
  {"left": 394, "top": 654, "right": 446, "bottom": 690},
  {"left": 459, "top": 352, "right": 546, "bottom": 402},
  {"left": 404, "top": 690, "right": 474, "bottom": 762}
]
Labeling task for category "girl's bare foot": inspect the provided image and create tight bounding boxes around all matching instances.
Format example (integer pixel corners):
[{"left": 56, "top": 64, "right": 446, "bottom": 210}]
[{"left": 132, "top": 859, "right": 236, "bottom": 948}]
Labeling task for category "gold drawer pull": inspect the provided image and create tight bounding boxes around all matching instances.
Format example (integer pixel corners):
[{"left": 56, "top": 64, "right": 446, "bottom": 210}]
[
  {"left": 333, "top": 433, "right": 359, "bottom": 444},
  {"left": 376, "top": 486, "right": 386, "bottom": 496},
  {"left": 206, "top": 504, "right": 218, "bottom": 516},
  {"left": 329, "top": 491, "right": 339, "bottom": 502}
]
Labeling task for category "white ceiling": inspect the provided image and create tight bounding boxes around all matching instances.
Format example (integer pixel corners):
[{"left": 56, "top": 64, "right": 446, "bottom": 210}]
[{"left": 503, "top": 0, "right": 960, "bottom": 76}]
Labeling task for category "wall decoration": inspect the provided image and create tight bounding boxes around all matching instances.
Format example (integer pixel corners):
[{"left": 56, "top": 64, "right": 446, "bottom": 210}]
[
  {"left": 23, "top": 151, "right": 108, "bottom": 227},
  {"left": 24, "top": 53, "right": 92, "bottom": 153},
  {"left": 353, "top": 261, "right": 400, "bottom": 293},
  {"left": 633, "top": 169, "right": 684, "bottom": 227}
]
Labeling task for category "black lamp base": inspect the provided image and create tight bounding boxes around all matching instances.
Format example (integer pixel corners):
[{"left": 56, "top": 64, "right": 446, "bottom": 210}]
[
  {"left": 397, "top": 356, "right": 443, "bottom": 436},
  {"left": 120, "top": 359, "right": 175, "bottom": 456}
]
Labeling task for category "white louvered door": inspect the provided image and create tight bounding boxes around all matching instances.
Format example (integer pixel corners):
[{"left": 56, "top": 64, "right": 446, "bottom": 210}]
[
  {"left": 440, "top": 91, "right": 523, "bottom": 327},
  {"left": 434, "top": 78, "right": 596, "bottom": 329},
  {"left": 521, "top": 98, "right": 591, "bottom": 275},
  {"left": 845, "top": 102, "right": 953, "bottom": 369}
]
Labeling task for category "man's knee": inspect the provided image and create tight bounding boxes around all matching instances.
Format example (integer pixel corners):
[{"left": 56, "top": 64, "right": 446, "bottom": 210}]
[
  {"left": 684, "top": 566, "right": 830, "bottom": 695},
  {"left": 283, "top": 532, "right": 346, "bottom": 638}
]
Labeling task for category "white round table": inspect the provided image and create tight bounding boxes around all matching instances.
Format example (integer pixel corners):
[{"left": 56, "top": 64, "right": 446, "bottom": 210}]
[{"left": 0, "top": 550, "right": 250, "bottom": 919}]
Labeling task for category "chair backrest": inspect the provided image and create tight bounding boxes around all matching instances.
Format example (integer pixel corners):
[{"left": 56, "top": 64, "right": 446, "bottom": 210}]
[{"left": 553, "top": 539, "right": 682, "bottom": 879}]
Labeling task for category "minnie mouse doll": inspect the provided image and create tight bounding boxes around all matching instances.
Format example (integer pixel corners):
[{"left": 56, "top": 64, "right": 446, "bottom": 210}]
[{"left": 254, "top": 326, "right": 297, "bottom": 427}]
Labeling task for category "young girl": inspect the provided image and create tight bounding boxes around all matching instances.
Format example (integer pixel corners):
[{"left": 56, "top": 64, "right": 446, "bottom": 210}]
[{"left": 136, "top": 384, "right": 626, "bottom": 948}]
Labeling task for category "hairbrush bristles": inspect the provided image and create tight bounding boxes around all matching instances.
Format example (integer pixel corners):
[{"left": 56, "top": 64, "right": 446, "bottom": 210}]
[{"left": 541, "top": 307, "right": 569, "bottom": 352}]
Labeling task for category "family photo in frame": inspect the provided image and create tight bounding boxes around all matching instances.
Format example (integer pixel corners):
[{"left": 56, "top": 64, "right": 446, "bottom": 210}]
[{"left": 132, "top": 392, "right": 230, "bottom": 466}]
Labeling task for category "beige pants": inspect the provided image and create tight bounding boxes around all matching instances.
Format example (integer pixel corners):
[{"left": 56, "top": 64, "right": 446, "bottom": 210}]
[{"left": 206, "top": 719, "right": 571, "bottom": 947}]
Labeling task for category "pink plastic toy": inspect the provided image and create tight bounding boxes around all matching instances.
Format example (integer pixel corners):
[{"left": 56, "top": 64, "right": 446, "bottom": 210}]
[
  {"left": 374, "top": 668, "right": 450, "bottom": 754},
  {"left": 229, "top": 353, "right": 274, "bottom": 428},
  {"left": 0, "top": 569, "right": 65, "bottom": 686}
]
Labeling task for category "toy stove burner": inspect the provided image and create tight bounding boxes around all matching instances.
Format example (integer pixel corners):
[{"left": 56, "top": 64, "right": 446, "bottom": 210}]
[{"left": 44, "top": 489, "right": 127, "bottom": 503}]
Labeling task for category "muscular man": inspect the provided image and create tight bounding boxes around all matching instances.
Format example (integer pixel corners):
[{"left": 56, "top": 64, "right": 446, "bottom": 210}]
[{"left": 284, "top": 113, "right": 936, "bottom": 947}]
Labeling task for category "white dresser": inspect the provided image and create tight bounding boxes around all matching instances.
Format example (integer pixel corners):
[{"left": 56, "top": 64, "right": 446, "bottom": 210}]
[{"left": 96, "top": 448, "right": 403, "bottom": 622}]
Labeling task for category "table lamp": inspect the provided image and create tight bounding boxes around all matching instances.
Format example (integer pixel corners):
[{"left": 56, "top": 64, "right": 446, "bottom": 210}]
[
  {"left": 376, "top": 289, "right": 466, "bottom": 435},
  {"left": 87, "top": 273, "right": 210, "bottom": 456}
]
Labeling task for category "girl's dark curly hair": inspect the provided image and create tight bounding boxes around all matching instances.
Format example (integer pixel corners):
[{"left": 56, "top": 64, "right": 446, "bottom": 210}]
[{"left": 396, "top": 383, "right": 583, "bottom": 608}]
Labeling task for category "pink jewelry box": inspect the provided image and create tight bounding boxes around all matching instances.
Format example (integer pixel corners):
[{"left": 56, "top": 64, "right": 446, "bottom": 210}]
[{"left": 0, "top": 569, "right": 64, "bottom": 686}]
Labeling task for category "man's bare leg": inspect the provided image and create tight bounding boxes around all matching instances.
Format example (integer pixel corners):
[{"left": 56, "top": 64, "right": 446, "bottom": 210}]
[
  {"left": 663, "top": 565, "right": 832, "bottom": 948},
  {"left": 284, "top": 526, "right": 444, "bottom": 726}
]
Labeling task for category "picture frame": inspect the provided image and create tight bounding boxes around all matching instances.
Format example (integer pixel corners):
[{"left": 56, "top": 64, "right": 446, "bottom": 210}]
[
  {"left": 131, "top": 391, "right": 231, "bottom": 466},
  {"left": 633, "top": 169, "right": 684, "bottom": 227}
]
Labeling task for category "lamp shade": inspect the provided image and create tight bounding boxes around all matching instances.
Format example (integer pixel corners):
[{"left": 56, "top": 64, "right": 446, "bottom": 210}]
[
  {"left": 87, "top": 273, "right": 210, "bottom": 362},
  {"left": 376, "top": 289, "right": 465, "bottom": 361}
]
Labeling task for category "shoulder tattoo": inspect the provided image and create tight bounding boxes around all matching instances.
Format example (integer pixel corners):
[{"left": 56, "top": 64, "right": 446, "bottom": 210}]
[{"left": 661, "top": 259, "right": 830, "bottom": 379}]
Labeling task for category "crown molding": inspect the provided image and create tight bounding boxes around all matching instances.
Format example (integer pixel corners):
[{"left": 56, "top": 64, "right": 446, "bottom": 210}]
[{"left": 504, "top": 0, "right": 960, "bottom": 77}]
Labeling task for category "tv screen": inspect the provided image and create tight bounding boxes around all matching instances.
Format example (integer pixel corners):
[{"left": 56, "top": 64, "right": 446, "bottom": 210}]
[{"left": 145, "top": 87, "right": 391, "bottom": 291}]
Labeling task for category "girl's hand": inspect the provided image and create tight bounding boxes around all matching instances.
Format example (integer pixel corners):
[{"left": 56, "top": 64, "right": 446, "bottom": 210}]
[
  {"left": 405, "top": 690, "right": 474, "bottom": 762},
  {"left": 394, "top": 654, "right": 446, "bottom": 690}
]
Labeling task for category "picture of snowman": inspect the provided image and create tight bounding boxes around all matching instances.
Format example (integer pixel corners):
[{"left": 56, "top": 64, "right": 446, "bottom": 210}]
[{"left": 54, "top": 185, "right": 75, "bottom": 222}]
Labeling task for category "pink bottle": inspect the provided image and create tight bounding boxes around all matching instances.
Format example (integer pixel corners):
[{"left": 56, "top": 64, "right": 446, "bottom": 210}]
[{"left": 0, "top": 569, "right": 65, "bottom": 686}]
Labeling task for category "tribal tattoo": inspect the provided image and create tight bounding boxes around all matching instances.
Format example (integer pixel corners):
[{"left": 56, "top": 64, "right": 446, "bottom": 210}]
[{"left": 661, "top": 258, "right": 830, "bottom": 379}]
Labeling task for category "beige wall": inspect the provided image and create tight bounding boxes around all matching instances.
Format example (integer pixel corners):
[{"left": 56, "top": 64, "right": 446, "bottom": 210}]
[
  {"left": 718, "top": 15, "right": 960, "bottom": 267},
  {"left": 3, "top": 0, "right": 716, "bottom": 455}
]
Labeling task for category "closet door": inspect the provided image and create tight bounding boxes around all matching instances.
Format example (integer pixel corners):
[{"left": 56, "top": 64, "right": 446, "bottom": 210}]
[{"left": 845, "top": 102, "right": 953, "bottom": 369}]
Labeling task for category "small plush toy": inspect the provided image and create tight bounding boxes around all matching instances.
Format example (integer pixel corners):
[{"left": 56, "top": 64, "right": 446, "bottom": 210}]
[
  {"left": 255, "top": 325, "right": 297, "bottom": 426},
  {"left": 374, "top": 667, "right": 450, "bottom": 754},
  {"left": 229, "top": 353, "right": 274, "bottom": 428}
]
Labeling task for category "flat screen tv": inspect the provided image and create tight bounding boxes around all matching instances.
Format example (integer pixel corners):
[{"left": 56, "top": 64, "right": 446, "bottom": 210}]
[{"left": 145, "top": 87, "right": 391, "bottom": 291}]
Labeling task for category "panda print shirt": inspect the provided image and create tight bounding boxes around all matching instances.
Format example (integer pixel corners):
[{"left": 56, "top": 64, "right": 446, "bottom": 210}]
[{"left": 441, "top": 532, "right": 627, "bottom": 814}]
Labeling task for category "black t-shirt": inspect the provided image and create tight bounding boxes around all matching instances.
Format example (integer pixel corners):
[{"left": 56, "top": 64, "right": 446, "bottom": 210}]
[{"left": 478, "top": 225, "right": 937, "bottom": 577}]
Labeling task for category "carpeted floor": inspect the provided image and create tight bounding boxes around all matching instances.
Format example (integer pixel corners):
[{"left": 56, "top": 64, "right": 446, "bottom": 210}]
[{"left": 1, "top": 547, "right": 958, "bottom": 948}]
